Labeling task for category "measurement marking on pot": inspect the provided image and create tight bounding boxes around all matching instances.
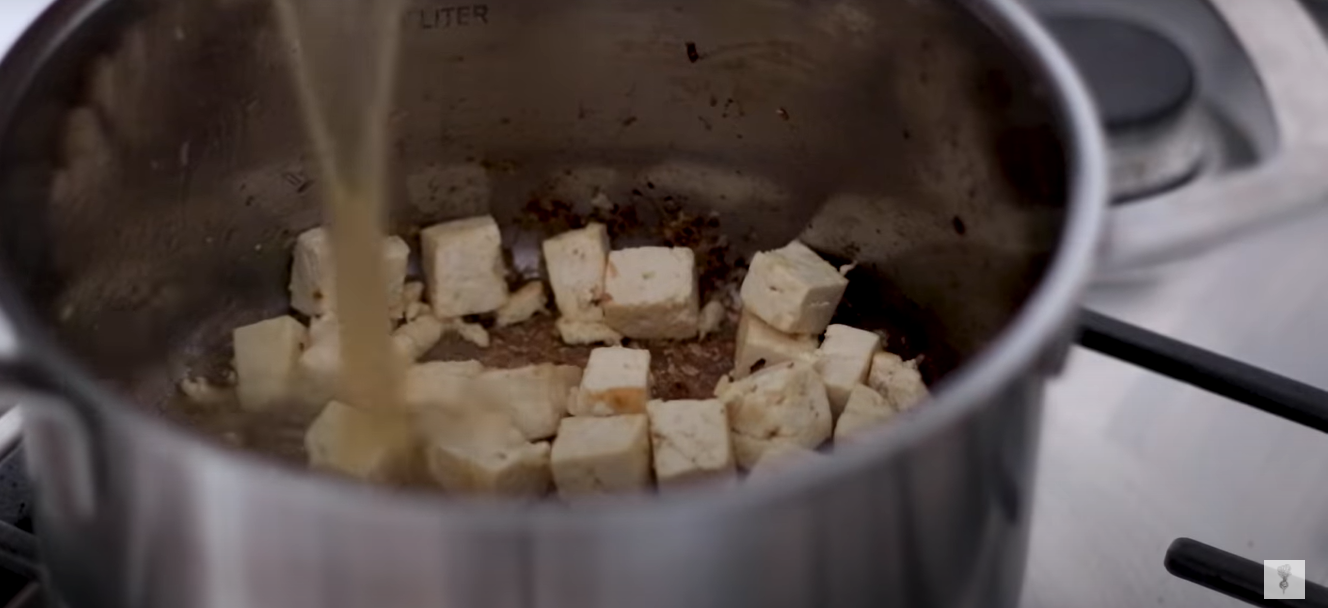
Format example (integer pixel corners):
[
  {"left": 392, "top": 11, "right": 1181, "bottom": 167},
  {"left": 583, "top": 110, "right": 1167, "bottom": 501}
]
[{"left": 411, "top": 5, "right": 489, "bottom": 29}]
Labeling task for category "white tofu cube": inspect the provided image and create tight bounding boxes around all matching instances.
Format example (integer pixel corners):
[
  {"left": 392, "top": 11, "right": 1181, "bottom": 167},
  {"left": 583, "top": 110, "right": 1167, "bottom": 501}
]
[
  {"left": 739, "top": 240, "right": 848, "bottom": 334},
  {"left": 570, "top": 347, "right": 651, "bottom": 416},
  {"left": 440, "top": 317, "right": 491, "bottom": 348},
  {"left": 868, "top": 352, "right": 929, "bottom": 410},
  {"left": 233, "top": 316, "right": 308, "bottom": 412},
  {"left": 495, "top": 281, "right": 548, "bottom": 327},
  {"left": 697, "top": 298, "right": 726, "bottom": 340},
  {"left": 295, "top": 315, "right": 341, "bottom": 408},
  {"left": 717, "top": 361, "right": 832, "bottom": 469},
  {"left": 814, "top": 325, "right": 881, "bottom": 415},
  {"left": 178, "top": 376, "right": 233, "bottom": 405},
  {"left": 713, "top": 374, "right": 733, "bottom": 396},
  {"left": 402, "top": 281, "right": 427, "bottom": 321},
  {"left": 734, "top": 313, "right": 817, "bottom": 379},
  {"left": 305, "top": 401, "right": 424, "bottom": 484},
  {"left": 428, "top": 440, "right": 552, "bottom": 497},
  {"left": 403, "top": 360, "right": 485, "bottom": 411},
  {"left": 288, "top": 227, "right": 411, "bottom": 318},
  {"left": 555, "top": 317, "right": 623, "bottom": 345},
  {"left": 746, "top": 443, "right": 826, "bottom": 480},
  {"left": 417, "top": 397, "right": 525, "bottom": 448},
  {"left": 478, "top": 364, "right": 582, "bottom": 440},
  {"left": 392, "top": 315, "right": 446, "bottom": 361},
  {"left": 307, "top": 312, "right": 340, "bottom": 345},
  {"left": 646, "top": 399, "right": 734, "bottom": 487},
  {"left": 421, "top": 216, "right": 509, "bottom": 317},
  {"left": 834, "top": 384, "right": 897, "bottom": 443},
  {"left": 602, "top": 247, "right": 699, "bottom": 339},
  {"left": 416, "top": 397, "right": 551, "bottom": 496},
  {"left": 542, "top": 223, "right": 611, "bottom": 321},
  {"left": 297, "top": 315, "right": 418, "bottom": 409},
  {"left": 551, "top": 415, "right": 652, "bottom": 497}
]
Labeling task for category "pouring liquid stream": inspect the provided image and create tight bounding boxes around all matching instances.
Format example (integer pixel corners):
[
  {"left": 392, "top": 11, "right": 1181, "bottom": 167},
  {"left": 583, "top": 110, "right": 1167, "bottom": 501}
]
[{"left": 274, "top": 0, "right": 406, "bottom": 412}]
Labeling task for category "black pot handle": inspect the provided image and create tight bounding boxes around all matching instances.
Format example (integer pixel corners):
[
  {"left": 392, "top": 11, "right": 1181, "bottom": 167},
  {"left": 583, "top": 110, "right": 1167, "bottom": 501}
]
[
  {"left": 1078, "top": 309, "right": 1328, "bottom": 434},
  {"left": 1165, "top": 538, "right": 1328, "bottom": 607}
]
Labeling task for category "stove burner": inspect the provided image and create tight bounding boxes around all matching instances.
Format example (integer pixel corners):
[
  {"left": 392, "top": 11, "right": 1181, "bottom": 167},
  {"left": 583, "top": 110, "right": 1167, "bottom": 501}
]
[{"left": 1047, "top": 16, "right": 1208, "bottom": 202}]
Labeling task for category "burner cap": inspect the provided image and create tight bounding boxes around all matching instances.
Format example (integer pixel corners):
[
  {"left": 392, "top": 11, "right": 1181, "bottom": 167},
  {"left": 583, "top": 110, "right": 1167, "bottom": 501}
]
[
  {"left": 1047, "top": 16, "right": 1196, "bottom": 132},
  {"left": 1047, "top": 15, "right": 1206, "bottom": 201}
]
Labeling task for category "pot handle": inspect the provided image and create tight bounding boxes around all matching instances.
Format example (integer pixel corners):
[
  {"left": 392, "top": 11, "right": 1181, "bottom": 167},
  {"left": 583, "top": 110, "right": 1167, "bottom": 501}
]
[
  {"left": 0, "top": 310, "right": 101, "bottom": 524},
  {"left": 1165, "top": 538, "right": 1328, "bottom": 607},
  {"left": 1099, "top": 0, "right": 1328, "bottom": 274},
  {"left": 1077, "top": 309, "right": 1328, "bottom": 434}
]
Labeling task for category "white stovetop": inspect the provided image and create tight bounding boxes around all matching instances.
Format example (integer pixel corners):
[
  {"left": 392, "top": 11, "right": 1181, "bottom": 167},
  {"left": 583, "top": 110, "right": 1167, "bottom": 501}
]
[
  {"left": 1028, "top": 207, "right": 1328, "bottom": 607},
  {"left": 3, "top": 1, "right": 1327, "bottom": 607},
  {"left": 0, "top": 3, "right": 43, "bottom": 60}
]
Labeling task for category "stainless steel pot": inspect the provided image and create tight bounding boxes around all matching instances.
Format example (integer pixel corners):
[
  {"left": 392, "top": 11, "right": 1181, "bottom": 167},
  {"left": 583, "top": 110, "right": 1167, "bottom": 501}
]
[{"left": 0, "top": 0, "right": 1323, "bottom": 607}]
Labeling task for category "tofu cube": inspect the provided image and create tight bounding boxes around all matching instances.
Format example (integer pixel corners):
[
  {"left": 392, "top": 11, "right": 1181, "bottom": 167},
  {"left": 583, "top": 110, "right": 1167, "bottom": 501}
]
[
  {"left": 868, "top": 352, "right": 930, "bottom": 410},
  {"left": 555, "top": 318, "right": 623, "bottom": 346},
  {"left": 421, "top": 216, "right": 509, "bottom": 317},
  {"left": 295, "top": 315, "right": 341, "bottom": 408},
  {"left": 602, "top": 247, "right": 699, "bottom": 339},
  {"left": 495, "top": 281, "right": 548, "bottom": 327},
  {"left": 418, "top": 398, "right": 526, "bottom": 449},
  {"left": 403, "top": 360, "right": 485, "bottom": 411},
  {"left": 416, "top": 398, "right": 551, "bottom": 496},
  {"left": 814, "top": 325, "right": 881, "bottom": 415},
  {"left": 739, "top": 241, "right": 848, "bottom": 334},
  {"left": 646, "top": 399, "right": 734, "bottom": 487},
  {"left": 298, "top": 315, "right": 421, "bottom": 409},
  {"left": 428, "top": 440, "right": 552, "bottom": 497},
  {"left": 441, "top": 318, "right": 491, "bottom": 348},
  {"left": 178, "top": 376, "right": 233, "bottom": 405},
  {"left": 289, "top": 227, "right": 411, "bottom": 318},
  {"left": 551, "top": 415, "right": 652, "bottom": 497},
  {"left": 834, "top": 384, "right": 897, "bottom": 443},
  {"left": 746, "top": 443, "right": 826, "bottom": 480},
  {"left": 570, "top": 347, "right": 651, "bottom": 416},
  {"left": 392, "top": 315, "right": 446, "bottom": 361},
  {"left": 698, "top": 299, "right": 727, "bottom": 340},
  {"left": 233, "top": 316, "right": 308, "bottom": 412},
  {"left": 542, "top": 223, "right": 611, "bottom": 321},
  {"left": 478, "top": 364, "right": 582, "bottom": 440},
  {"left": 734, "top": 313, "right": 818, "bottom": 379},
  {"left": 717, "top": 361, "right": 832, "bottom": 469},
  {"left": 402, "top": 281, "right": 427, "bottom": 321},
  {"left": 305, "top": 401, "right": 424, "bottom": 484}
]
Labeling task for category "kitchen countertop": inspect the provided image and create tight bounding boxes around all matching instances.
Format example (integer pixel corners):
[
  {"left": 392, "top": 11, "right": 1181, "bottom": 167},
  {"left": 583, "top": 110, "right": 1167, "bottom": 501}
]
[{"left": 3, "top": 0, "right": 1328, "bottom": 607}]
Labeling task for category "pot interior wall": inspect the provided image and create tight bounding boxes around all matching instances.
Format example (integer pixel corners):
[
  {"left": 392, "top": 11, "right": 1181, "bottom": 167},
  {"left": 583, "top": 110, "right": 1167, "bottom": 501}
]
[{"left": 0, "top": 0, "right": 1066, "bottom": 440}]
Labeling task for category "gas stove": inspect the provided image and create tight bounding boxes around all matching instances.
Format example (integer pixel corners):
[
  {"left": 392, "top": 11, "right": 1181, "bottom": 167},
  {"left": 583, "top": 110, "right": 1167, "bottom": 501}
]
[
  {"left": 1, "top": 0, "right": 1328, "bottom": 607},
  {"left": 1019, "top": 0, "right": 1328, "bottom": 607}
]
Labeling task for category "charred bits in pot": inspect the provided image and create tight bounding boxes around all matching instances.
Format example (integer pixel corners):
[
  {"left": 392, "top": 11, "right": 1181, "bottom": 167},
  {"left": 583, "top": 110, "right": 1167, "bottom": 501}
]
[
  {"left": 521, "top": 198, "right": 583, "bottom": 234},
  {"left": 657, "top": 201, "right": 731, "bottom": 300},
  {"left": 589, "top": 200, "right": 641, "bottom": 238}
]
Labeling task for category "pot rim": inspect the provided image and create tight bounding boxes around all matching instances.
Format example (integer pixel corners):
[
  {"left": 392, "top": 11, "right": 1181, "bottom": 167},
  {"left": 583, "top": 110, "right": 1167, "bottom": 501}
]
[{"left": 0, "top": 0, "right": 1107, "bottom": 523}]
